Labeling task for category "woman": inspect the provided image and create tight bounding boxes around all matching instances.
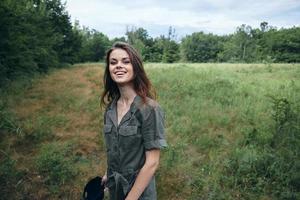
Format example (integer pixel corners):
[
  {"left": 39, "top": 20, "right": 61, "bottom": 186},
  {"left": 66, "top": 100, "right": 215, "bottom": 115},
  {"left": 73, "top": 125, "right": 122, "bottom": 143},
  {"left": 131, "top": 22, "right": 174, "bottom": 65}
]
[{"left": 100, "top": 42, "right": 167, "bottom": 200}]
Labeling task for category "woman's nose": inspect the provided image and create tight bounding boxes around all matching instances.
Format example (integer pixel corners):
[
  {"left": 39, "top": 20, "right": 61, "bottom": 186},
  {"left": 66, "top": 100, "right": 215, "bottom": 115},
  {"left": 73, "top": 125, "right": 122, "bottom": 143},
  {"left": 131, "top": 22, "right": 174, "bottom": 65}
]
[
  {"left": 116, "top": 64, "right": 122, "bottom": 69},
  {"left": 116, "top": 61, "right": 123, "bottom": 68}
]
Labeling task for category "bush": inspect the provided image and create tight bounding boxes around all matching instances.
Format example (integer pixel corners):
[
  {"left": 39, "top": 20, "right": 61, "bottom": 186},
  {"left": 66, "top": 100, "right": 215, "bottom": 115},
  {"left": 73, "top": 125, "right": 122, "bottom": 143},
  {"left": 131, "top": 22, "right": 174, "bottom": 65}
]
[
  {"left": 0, "top": 154, "right": 23, "bottom": 199},
  {"left": 35, "top": 142, "right": 78, "bottom": 191},
  {"left": 0, "top": 100, "right": 23, "bottom": 135},
  {"left": 224, "top": 96, "right": 300, "bottom": 199}
]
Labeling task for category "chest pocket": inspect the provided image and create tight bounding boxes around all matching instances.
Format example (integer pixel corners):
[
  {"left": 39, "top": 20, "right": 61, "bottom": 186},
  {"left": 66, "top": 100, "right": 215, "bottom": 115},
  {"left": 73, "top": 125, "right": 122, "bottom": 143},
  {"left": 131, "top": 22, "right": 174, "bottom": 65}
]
[
  {"left": 103, "top": 124, "right": 113, "bottom": 151},
  {"left": 119, "top": 125, "right": 141, "bottom": 149}
]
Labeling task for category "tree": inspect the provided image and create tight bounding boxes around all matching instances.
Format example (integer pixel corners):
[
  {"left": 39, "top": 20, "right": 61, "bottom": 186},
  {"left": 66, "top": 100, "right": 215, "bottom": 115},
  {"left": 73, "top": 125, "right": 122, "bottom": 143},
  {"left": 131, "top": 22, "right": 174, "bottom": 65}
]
[
  {"left": 0, "top": 0, "right": 87, "bottom": 87},
  {"left": 90, "top": 31, "right": 110, "bottom": 61},
  {"left": 0, "top": 0, "right": 59, "bottom": 85},
  {"left": 126, "top": 27, "right": 150, "bottom": 59},
  {"left": 146, "top": 37, "right": 164, "bottom": 62},
  {"left": 162, "top": 39, "right": 179, "bottom": 63},
  {"left": 41, "top": 0, "right": 78, "bottom": 64},
  {"left": 218, "top": 25, "right": 256, "bottom": 62},
  {"left": 77, "top": 27, "right": 111, "bottom": 62},
  {"left": 271, "top": 27, "right": 300, "bottom": 62},
  {"left": 181, "top": 32, "right": 222, "bottom": 62}
]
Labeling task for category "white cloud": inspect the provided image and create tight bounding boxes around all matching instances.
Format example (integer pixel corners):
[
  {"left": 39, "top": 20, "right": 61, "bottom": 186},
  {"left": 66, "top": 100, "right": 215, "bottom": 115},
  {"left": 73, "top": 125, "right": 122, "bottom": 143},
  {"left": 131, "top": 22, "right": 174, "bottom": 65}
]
[{"left": 65, "top": 0, "right": 300, "bottom": 38}]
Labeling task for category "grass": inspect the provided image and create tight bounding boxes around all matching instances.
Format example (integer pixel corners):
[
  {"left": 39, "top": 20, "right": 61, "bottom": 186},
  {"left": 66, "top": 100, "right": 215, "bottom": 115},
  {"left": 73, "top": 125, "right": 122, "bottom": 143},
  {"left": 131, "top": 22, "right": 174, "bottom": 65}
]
[
  {"left": 146, "top": 63, "right": 300, "bottom": 199},
  {"left": 0, "top": 62, "right": 299, "bottom": 199}
]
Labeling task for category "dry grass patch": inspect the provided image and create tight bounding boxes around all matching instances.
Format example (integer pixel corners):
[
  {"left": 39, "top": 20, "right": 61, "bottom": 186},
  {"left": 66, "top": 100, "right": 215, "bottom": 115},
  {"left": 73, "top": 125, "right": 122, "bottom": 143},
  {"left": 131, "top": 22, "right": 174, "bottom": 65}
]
[{"left": 1, "top": 64, "right": 107, "bottom": 199}]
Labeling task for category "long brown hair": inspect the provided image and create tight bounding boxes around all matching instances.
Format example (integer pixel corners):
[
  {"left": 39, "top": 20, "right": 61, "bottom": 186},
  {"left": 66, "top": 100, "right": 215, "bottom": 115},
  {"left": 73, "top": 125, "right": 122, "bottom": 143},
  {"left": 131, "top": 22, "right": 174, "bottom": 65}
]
[{"left": 101, "top": 42, "right": 156, "bottom": 106}]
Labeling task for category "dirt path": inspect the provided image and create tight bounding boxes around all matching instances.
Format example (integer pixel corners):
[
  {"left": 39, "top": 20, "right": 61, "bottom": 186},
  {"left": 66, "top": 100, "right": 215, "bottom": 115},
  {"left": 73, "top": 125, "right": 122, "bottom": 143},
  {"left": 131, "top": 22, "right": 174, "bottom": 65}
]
[{"left": 10, "top": 64, "right": 107, "bottom": 199}]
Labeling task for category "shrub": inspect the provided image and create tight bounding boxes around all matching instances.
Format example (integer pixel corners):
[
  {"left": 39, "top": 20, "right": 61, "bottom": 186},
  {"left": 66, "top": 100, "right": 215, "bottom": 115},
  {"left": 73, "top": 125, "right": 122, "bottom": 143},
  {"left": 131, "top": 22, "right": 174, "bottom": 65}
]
[
  {"left": 0, "top": 154, "right": 23, "bottom": 199},
  {"left": 0, "top": 100, "right": 23, "bottom": 135},
  {"left": 224, "top": 96, "right": 300, "bottom": 199},
  {"left": 35, "top": 142, "right": 78, "bottom": 191}
]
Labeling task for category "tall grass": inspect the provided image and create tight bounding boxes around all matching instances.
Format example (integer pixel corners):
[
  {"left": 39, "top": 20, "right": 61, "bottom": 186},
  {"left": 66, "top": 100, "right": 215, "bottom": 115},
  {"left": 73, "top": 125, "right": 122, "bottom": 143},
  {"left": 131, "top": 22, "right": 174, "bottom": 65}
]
[
  {"left": 147, "top": 63, "right": 300, "bottom": 199},
  {"left": 0, "top": 63, "right": 299, "bottom": 199}
]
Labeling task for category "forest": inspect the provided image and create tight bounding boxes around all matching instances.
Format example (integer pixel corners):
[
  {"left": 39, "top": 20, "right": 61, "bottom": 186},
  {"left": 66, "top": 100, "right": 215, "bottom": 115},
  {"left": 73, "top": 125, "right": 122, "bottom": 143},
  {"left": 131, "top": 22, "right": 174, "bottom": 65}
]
[{"left": 1, "top": 0, "right": 300, "bottom": 87}]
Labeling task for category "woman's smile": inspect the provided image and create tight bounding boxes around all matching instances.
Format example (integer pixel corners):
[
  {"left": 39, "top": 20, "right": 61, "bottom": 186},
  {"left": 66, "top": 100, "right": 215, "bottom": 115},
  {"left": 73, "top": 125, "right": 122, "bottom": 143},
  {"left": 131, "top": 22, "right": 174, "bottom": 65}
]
[
  {"left": 114, "top": 70, "right": 127, "bottom": 76},
  {"left": 109, "top": 48, "right": 134, "bottom": 85}
]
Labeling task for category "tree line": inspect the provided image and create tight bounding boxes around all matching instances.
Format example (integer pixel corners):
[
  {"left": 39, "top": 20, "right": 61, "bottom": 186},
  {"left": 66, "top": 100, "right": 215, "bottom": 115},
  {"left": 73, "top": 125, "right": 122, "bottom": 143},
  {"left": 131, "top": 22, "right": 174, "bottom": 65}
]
[{"left": 1, "top": 0, "right": 300, "bottom": 86}]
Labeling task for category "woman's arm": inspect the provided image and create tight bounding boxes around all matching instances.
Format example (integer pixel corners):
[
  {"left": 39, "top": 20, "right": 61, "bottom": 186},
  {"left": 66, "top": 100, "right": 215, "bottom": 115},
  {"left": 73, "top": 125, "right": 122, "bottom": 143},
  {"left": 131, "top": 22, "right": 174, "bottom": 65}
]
[{"left": 125, "top": 149, "right": 160, "bottom": 200}]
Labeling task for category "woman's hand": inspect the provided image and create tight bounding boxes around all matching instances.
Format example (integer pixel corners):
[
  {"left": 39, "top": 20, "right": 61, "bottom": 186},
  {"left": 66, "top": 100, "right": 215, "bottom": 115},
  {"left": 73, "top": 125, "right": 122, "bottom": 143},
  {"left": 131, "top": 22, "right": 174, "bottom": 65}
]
[
  {"left": 101, "top": 173, "right": 109, "bottom": 193},
  {"left": 101, "top": 173, "right": 107, "bottom": 185}
]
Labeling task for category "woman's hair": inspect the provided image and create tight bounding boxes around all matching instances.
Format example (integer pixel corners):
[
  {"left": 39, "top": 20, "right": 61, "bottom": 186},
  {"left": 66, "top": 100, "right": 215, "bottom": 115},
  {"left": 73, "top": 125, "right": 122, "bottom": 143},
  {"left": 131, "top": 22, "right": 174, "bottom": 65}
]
[{"left": 101, "top": 41, "right": 156, "bottom": 106}]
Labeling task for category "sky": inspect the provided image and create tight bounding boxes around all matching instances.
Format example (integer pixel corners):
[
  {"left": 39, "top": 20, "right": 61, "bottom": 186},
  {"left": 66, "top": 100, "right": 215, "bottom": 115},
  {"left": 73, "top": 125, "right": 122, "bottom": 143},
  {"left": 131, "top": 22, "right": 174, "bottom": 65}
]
[{"left": 65, "top": 0, "right": 300, "bottom": 39}]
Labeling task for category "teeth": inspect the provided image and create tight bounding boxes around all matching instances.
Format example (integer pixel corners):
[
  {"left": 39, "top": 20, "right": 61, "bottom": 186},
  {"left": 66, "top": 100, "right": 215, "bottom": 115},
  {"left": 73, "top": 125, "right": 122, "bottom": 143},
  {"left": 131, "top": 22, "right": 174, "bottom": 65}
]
[{"left": 115, "top": 71, "right": 126, "bottom": 75}]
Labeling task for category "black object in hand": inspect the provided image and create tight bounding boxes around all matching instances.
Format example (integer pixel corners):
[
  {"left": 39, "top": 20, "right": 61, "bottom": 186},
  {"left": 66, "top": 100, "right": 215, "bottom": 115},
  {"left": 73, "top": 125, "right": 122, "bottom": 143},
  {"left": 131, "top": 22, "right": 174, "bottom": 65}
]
[{"left": 82, "top": 176, "right": 105, "bottom": 200}]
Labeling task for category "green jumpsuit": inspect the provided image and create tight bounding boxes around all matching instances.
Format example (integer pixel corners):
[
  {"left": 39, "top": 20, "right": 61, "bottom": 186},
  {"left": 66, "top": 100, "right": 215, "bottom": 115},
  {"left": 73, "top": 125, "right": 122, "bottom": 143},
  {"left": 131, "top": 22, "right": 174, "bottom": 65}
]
[{"left": 103, "top": 95, "right": 167, "bottom": 200}]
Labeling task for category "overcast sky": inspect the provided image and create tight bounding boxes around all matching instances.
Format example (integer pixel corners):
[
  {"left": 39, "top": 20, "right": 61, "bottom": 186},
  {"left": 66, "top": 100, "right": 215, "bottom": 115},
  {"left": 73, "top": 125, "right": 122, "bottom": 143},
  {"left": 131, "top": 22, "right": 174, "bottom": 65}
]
[{"left": 65, "top": 0, "right": 300, "bottom": 39}]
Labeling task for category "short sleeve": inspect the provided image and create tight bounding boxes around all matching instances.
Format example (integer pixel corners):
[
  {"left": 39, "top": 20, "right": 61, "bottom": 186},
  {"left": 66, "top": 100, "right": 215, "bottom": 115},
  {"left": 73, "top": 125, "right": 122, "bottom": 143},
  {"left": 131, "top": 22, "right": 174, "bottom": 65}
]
[{"left": 142, "top": 106, "right": 168, "bottom": 150}]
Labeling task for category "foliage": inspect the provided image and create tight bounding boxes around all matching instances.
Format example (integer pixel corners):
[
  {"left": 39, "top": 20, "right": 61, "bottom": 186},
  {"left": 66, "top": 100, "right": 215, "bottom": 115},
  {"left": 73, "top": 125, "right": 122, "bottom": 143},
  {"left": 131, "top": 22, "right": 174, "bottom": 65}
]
[
  {"left": 0, "top": 154, "right": 23, "bottom": 200},
  {"left": 35, "top": 142, "right": 78, "bottom": 190},
  {"left": 122, "top": 23, "right": 299, "bottom": 64},
  {"left": 1, "top": 0, "right": 299, "bottom": 88},
  {"left": 224, "top": 96, "right": 300, "bottom": 199},
  {"left": 75, "top": 23, "right": 111, "bottom": 62},
  {"left": 271, "top": 27, "right": 300, "bottom": 62},
  {"left": 0, "top": 100, "right": 22, "bottom": 135},
  {"left": 162, "top": 39, "right": 180, "bottom": 63},
  {"left": 126, "top": 26, "right": 180, "bottom": 63},
  {"left": 218, "top": 23, "right": 300, "bottom": 63},
  {"left": 0, "top": 0, "right": 79, "bottom": 87},
  {"left": 181, "top": 32, "right": 223, "bottom": 62}
]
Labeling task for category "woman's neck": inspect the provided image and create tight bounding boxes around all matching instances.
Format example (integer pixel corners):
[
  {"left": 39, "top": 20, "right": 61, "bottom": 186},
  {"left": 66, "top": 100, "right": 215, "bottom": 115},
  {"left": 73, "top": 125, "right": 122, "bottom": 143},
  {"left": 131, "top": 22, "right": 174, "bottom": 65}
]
[{"left": 118, "top": 83, "right": 137, "bottom": 105}]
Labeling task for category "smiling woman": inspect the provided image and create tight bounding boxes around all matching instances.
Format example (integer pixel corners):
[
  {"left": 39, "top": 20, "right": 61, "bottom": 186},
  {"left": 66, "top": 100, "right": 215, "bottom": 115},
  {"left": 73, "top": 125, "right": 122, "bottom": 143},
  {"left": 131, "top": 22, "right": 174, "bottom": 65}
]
[
  {"left": 109, "top": 49, "right": 135, "bottom": 86},
  {"left": 100, "top": 42, "right": 167, "bottom": 200}
]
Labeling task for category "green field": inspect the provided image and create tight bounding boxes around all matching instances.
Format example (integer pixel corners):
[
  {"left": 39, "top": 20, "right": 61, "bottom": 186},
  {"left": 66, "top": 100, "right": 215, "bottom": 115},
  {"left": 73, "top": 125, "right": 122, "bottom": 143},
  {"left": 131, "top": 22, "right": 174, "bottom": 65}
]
[{"left": 1, "top": 63, "right": 299, "bottom": 200}]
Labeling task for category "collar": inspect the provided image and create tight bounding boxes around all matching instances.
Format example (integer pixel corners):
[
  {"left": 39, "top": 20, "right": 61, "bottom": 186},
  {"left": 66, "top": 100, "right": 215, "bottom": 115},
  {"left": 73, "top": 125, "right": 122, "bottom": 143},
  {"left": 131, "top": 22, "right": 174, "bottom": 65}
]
[{"left": 106, "top": 95, "right": 142, "bottom": 127}]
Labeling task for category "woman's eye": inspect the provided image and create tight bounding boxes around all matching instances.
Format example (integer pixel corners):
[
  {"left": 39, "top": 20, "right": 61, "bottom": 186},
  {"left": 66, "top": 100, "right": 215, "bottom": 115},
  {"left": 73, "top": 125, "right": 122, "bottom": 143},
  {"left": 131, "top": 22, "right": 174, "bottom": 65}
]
[
  {"left": 123, "top": 60, "right": 130, "bottom": 64},
  {"left": 110, "top": 61, "right": 117, "bottom": 65}
]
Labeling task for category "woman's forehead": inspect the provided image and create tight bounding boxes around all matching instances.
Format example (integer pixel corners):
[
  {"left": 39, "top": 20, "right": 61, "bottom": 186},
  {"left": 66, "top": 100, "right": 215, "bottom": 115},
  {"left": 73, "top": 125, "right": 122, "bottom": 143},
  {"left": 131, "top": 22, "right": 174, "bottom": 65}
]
[{"left": 110, "top": 48, "right": 130, "bottom": 59}]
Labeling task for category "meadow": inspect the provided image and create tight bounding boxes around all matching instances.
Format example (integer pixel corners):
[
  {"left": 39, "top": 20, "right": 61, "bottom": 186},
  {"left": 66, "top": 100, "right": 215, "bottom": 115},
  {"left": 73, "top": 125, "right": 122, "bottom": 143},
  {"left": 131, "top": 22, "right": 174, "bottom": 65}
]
[{"left": 0, "top": 63, "right": 299, "bottom": 200}]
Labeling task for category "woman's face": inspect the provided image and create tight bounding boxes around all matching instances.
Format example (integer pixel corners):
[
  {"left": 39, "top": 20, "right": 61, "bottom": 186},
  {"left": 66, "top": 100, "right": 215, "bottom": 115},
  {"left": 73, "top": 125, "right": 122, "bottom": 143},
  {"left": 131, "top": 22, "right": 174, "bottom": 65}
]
[{"left": 109, "top": 48, "right": 135, "bottom": 86}]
